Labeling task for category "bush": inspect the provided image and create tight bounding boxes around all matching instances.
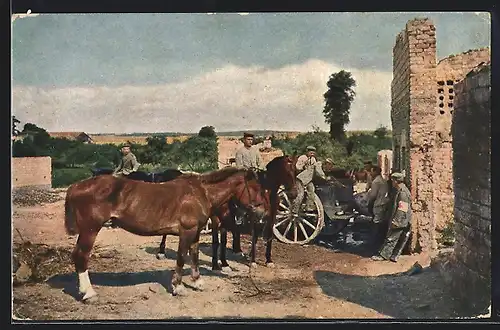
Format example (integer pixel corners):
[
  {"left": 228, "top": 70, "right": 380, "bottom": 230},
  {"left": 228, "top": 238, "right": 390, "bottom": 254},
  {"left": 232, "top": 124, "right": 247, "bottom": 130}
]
[{"left": 52, "top": 167, "right": 92, "bottom": 188}]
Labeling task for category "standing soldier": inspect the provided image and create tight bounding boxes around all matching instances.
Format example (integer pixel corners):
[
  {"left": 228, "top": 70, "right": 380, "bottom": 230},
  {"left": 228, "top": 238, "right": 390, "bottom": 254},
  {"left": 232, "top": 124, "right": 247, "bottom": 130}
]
[
  {"left": 113, "top": 144, "right": 141, "bottom": 177},
  {"left": 364, "top": 160, "right": 373, "bottom": 192},
  {"left": 371, "top": 172, "right": 412, "bottom": 262},
  {"left": 235, "top": 132, "right": 264, "bottom": 170},
  {"left": 365, "top": 165, "right": 390, "bottom": 250}
]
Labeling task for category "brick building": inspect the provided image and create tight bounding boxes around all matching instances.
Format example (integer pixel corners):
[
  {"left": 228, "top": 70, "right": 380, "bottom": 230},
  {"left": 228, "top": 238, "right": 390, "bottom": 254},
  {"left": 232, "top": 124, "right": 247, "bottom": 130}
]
[{"left": 390, "top": 18, "right": 490, "bottom": 251}]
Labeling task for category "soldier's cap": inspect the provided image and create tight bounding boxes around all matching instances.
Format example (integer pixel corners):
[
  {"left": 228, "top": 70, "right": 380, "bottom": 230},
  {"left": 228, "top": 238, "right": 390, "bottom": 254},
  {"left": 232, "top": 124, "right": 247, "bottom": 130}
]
[
  {"left": 390, "top": 172, "right": 405, "bottom": 181},
  {"left": 243, "top": 132, "right": 255, "bottom": 138},
  {"left": 122, "top": 144, "right": 131, "bottom": 148},
  {"left": 306, "top": 146, "right": 316, "bottom": 151},
  {"left": 325, "top": 158, "right": 334, "bottom": 164}
]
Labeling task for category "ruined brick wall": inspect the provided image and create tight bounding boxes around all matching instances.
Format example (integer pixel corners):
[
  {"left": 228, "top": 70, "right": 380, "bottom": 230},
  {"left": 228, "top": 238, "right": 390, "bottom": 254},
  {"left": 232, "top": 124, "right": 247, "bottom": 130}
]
[
  {"left": 391, "top": 18, "right": 437, "bottom": 252},
  {"left": 450, "top": 63, "right": 490, "bottom": 310},
  {"left": 432, "top": 48, "right": 491, "bottom": 232},
  {"left": 12, "top": 157, "right": 52, "bottom": 189}
]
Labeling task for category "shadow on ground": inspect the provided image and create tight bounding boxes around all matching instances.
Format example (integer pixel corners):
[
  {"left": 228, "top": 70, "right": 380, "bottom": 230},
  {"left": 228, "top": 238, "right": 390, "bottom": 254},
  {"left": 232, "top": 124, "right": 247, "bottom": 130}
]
[
  {"left": 314, "top": 268, "right": 484, "bottom": 319},
  {"left": 47, "top": 266, "right": 229, "bottom": 300}
]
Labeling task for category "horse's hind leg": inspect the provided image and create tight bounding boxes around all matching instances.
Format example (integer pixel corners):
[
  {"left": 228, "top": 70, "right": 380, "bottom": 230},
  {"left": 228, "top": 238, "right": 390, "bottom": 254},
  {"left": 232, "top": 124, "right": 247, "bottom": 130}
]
[
  {"left": 72, "top": 229, "right": 100, "bottom": 302},
  {"left": 156, "top": 235, "right": 167, "bottom": 260},
  {"left": 211, "top": 226, "right": 221, "bottom": 270}
]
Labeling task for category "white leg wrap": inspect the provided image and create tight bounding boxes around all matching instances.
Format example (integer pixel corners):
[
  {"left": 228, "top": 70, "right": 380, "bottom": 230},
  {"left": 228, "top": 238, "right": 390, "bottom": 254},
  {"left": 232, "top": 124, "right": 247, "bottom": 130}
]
[{"left": 78, "top": 270, "right": 92, "bottom": 294}]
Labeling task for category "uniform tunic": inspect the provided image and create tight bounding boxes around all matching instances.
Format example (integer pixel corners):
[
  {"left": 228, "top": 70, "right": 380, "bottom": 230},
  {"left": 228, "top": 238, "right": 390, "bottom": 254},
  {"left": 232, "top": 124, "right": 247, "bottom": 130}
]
[
  {"left": 113, "top": 152, "right": 141, "bottom": 176},
  {"left": 378, "top": 183, "right": 412, "bottom": 260},
  {"left": 366, "top": 174, "right": 390, "bottom": 224},
  {"left": 235, "top": 146, "right": 263, "bottom": 169}
]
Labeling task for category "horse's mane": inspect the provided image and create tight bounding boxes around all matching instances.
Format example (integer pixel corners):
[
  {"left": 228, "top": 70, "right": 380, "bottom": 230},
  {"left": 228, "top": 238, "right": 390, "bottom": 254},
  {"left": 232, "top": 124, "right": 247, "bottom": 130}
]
[
  {"left": 265, "top": 155, "right": 286, "bottom": 172},
  {"left": 199, "top": 167, "right": 247, "bottom": 184}
]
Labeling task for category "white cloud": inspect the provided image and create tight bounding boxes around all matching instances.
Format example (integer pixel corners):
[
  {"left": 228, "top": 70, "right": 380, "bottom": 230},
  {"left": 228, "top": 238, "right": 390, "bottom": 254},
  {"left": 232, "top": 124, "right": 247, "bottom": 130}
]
[{"left": 12, "top": 59, "right": 392, "bottom": 133}]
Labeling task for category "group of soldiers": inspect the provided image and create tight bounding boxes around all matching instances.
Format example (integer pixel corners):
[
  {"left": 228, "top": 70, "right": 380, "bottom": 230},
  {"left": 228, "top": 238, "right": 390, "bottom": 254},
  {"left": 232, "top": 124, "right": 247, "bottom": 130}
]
[{"left": 111, "top": 132, "right": 412, "bottom": 263}]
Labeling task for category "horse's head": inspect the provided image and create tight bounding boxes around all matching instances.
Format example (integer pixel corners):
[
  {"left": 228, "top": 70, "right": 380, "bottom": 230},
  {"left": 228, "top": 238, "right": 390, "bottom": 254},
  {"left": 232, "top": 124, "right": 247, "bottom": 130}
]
[
  {"left": 237, "top": 168, "right": 271, "bottom": 221},
  {"left": 265, "top": 155, "right": 298, "bottom": 199}
]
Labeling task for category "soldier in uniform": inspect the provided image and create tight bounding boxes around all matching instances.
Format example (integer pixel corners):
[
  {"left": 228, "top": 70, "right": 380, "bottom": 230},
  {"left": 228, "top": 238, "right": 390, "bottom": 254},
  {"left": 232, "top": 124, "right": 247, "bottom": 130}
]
[
  {"left": 113, "top": 144, "right": 141, "bottom": 177},
  {"left": 364, "top": 160, "right": 373, "bottom": 192},
  {"left": 291, "top": 146, "right": 331, "bottom": 213},
  {"left": 235, "top": 132, "right": 264, "bottom": 170},
  {"left": 371, "top": 172, "right": 412, "bottom": 262},
  {"left": 233, "top": 132, "right": 264, "bottom": 227},
  {"left": 365, "top": 165, "right": 390, "bottom": 249}
]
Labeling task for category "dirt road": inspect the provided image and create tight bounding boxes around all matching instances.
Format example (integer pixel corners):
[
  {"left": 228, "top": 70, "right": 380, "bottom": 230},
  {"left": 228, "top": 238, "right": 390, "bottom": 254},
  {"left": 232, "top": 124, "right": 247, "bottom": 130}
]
[{"left": 12, "top": 190, "right": 464, "bottom": 320}]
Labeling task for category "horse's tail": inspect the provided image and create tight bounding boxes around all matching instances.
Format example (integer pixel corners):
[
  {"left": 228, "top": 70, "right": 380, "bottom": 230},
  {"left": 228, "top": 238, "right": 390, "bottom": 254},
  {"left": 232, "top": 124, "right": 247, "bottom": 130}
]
[{"left": 64, "top": 185, "right": 79, "bottom": 235}]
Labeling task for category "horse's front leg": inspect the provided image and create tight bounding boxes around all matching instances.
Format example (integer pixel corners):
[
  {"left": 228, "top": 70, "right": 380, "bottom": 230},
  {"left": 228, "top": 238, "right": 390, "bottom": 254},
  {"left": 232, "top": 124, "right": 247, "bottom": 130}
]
[
  {"left": 250, "top": 221, "right": 258, "bottom": 268},
  {"left": 188, "top": 230, "right": 204, "bottom": 291},
  {"left": 171, "top": 232, "right": 190, "bottom": 296},
  {"left": 232, "top": 224, "right": 243, "bottom": 255},
  {"left": 264, "top": 236, "right": 275, "bottom": 268},
  {"left": 219, "top": 228, "right": 230, "bottom": 269},
  {"left": 156, "top": 235, "right": 167, "bottom": 260},
  {"left": 211, "top": 225, "right": 221, "bottom": 270}
]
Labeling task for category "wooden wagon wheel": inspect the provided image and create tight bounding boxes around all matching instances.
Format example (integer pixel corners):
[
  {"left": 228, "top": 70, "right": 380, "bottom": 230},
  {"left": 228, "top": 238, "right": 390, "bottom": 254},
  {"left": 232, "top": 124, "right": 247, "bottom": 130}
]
[
  {"left": 200, "top": 218, "right": 212, "bottom": 234},
  {"left": 273, "top": 187, "right": 325, "bottom": 245}
]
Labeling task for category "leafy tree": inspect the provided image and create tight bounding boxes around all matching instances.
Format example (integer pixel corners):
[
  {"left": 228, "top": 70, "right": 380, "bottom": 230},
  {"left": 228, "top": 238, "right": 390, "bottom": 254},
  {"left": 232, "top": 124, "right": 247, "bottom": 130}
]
[
  {"left": 198, "top": 126, "right": 217, "bottom": 138},
  {"left": 373, "top": 125, "right": 389, "bottom": 140},
  {"left": 322, "top": 70, "right": 356, "bottom": 142}
]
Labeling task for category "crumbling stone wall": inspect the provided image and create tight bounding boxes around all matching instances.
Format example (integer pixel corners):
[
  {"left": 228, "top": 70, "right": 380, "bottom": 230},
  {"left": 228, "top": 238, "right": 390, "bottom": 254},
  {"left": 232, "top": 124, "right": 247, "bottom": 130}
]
[
  {"left": 391, "top": 18, "right": 490, "bottom": 252},
  {"left": 12, "top": 157, "right": 52, "bottom": 190},
  {"left": 391, "top": 18, "right": 437, "bottom": 252},
  {"left": 450, "top": 63, "right": 490, "bottom": 311},
  {"left": 433, "top": 48, "right": 491, "bottom": 232}
]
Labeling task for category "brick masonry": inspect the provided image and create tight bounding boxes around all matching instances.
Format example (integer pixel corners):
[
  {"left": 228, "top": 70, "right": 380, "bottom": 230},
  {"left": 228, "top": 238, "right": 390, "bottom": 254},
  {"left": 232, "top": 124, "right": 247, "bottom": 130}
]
[
  {"left": 12, "top": 157, "right": 52, "bottom": 190},
  {"left": 391, "top": 18, "right": 490, "bottom": 251},
  {"left": 450, "top": 63, "right": 490, "bottom": 310}
]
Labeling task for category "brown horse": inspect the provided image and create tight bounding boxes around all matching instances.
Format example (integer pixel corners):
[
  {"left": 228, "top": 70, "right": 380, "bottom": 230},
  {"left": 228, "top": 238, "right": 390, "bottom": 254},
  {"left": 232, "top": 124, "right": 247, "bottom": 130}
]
[
  {"left": 156, "top": 155, "right": 298, "bottom": 269},
  {"left": 64, "top": 167, "right": 270, "bottom": 301}
]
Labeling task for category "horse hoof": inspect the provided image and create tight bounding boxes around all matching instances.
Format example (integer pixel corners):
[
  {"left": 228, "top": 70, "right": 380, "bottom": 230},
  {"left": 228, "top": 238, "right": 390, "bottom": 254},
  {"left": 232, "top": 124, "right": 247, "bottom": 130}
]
[
  {"left": 191, "top": 278, "right": 204, "bottom": 291},
  {"left": 212, "top": 265, "right": 222, "bottom": 271},
  {"left": 172, "top": 284, "right": 187, "bottom": 296},
  {"left": 251, "top": 262, "right": 258, "bottom": 269},
  {"left": 222, "top": 266, "right": 232, "bottom": 273},
  {"left": 81, "top": 289, "right": 98, "bottom": 303},
  {"left": 266, "top": 262, "right": 275, "bottom": 268},
  {"left": 156, "top": 253, "right": 166, "bottom": 260}
]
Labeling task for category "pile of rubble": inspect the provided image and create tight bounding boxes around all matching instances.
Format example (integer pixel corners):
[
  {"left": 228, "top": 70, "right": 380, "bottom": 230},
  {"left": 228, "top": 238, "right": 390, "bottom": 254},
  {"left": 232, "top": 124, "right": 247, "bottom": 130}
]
[
  {"left": 12, "top": 241, "right": 73, "bottom": 286},
  {"left": 12, "top": 187, "right": 65, "bottom": 207}
]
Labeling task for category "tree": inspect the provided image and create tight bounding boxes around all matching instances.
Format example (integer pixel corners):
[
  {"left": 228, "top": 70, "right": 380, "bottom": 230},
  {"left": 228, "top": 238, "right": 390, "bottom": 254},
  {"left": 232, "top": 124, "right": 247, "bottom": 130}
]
[
  {"left": 322, "top": 70, "right": 356, "bottom": 142},
  {"left": 198, "top": 126, "right": 216, "bottom": 138},
  {"left": 12, "top": 116, "right": 20, "bottom": 136},
  {"left": 373, "top": 125, "right": 388, "bottom": 139}
]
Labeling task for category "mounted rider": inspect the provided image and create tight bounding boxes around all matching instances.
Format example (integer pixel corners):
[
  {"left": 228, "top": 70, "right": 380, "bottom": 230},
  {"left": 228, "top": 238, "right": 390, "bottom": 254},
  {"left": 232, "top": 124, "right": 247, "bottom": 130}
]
[
  {"left": 233, "top": 132, "right": 264, "bottom": 225},
  {"left": 291, "top": 146, "right": 331, "bottom": 213},
  {"left": 113, "top": 144, "right": 141, "bottom": 178}
]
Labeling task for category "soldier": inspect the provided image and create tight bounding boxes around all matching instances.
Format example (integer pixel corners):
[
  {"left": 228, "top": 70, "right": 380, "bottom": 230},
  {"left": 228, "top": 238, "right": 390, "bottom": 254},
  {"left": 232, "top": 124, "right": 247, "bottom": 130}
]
[
  {"left": 365, "top": 165, "right": 390, "bottom": 249},
  {"left": 291, "top": 146, "right": 331, "bottom": 213},
  {"left": 371, "top": 172, "right": 412, "bottom": 262},
  {"left": 364, "top": 160, "right": 373, "bottom": 192},
  {"left": 233, "top": 132, "right": 264, "bottom": 226},
  {"left": 235, "top": 132, "right": 264, "bottom": 170},
  {"left": 113, "top": 144, "right": 141, "bottom": 178}
]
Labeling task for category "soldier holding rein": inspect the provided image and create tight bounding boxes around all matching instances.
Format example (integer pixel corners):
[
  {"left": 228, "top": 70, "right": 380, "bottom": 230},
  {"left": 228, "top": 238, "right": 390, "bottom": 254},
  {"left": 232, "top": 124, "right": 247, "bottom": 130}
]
[{"left": 113, "top": 144, "right": 141, "bottom": 178}]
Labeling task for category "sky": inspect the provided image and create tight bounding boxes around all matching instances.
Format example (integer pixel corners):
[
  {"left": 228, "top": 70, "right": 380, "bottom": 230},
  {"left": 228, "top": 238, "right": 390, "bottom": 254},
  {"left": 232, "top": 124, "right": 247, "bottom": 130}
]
[{"left": 11, "top": 12, "right": 491, "bottom": 134}]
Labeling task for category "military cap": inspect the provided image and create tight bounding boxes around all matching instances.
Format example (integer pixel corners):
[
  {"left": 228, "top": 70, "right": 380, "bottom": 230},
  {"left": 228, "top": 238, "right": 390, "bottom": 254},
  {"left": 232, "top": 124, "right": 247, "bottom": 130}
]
[
  {"left": 306, "top": 146, "right": 316, "bottom": 151},
  {"left": 243, "top": 132, "right": 255, "bottom": 138},
  {"left": 325, "top": 158, "right": 334, "bottom": 164},
  {"left": 122, "top": 143, "right": 131, "bottom": 148},
  {"left": 390, "top": 172, "right": 405, "bottom": 181}
]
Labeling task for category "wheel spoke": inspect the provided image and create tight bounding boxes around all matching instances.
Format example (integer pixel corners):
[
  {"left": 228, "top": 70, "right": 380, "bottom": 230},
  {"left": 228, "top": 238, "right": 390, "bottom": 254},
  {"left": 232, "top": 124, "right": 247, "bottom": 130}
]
[
  {"left": 283, "top": 221, "right": 293, "bottom": 237},
  {"left": 279, "top": 202, "right": 289, "bottom": 210},
  {"left": 298, "top": 222, "right": 309, "bottom": 239},
  {"left": 275, "top": 217, "right": 290, "bottom": 227},
  {"left": 282, "top": 192, "right": 291, "bottom": 206},
  {"left": 303, "top": 212, "right": 318, "bottom": 217},
  {"left": 301, "top": 218, "right": 317, "bottom": 230},
  {"left": 293, "top": 223, "right": 298, "bottom": 242}
]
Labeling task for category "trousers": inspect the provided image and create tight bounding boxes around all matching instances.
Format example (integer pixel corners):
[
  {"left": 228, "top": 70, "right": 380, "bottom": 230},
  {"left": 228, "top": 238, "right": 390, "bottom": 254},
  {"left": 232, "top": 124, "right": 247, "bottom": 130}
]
[{"left": 290, "top": 182, "right": 316, "bottom": 214}]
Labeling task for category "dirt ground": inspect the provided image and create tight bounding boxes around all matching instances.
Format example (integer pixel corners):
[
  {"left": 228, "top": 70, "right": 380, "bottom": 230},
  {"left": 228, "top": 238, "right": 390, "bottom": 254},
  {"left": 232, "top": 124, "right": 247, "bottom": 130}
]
[{"left": 11, "top": 189, "right": 472, "bottom": 320}]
